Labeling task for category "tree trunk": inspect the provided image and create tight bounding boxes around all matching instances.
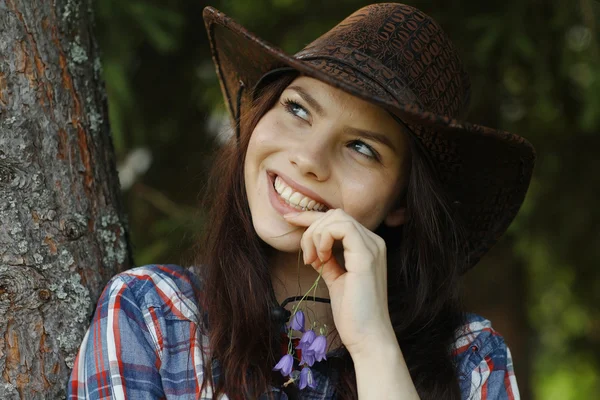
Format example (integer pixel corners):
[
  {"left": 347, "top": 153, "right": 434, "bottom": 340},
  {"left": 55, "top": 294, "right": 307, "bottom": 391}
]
[{"left": 0, "top": 0, "right": 132, "bottom": 398}]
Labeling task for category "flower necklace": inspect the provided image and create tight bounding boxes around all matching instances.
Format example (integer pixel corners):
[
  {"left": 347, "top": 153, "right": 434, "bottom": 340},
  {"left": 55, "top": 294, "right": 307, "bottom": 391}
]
[{"left": 272, "top": 262, "right": 330, "bottom": 390}]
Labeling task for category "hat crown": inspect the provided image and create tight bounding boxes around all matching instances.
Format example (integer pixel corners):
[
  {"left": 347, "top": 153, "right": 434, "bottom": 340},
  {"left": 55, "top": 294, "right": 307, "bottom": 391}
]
[{"left": 295, "top": 3, "right": 471, "bottom": 119}]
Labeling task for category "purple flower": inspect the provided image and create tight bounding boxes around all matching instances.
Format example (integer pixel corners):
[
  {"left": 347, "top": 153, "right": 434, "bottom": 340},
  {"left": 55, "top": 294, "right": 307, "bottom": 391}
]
[
  {"left": 307, "top": 335, "right": 327, "bottom": 362},
  {"left": 300, "top": 349, "right": 316, "bottom": 367},
  {"left": 288, "top": 310, "right": 305, "bottom": 332},
  {"left": 273, "top": 354, "right": 294, "bottom": 377},
  {"left": 296, "top": 329, "right": 316, "bottom": 350},
  {"left": 298, "top": 367, "right": 317, "bottom": 390}
]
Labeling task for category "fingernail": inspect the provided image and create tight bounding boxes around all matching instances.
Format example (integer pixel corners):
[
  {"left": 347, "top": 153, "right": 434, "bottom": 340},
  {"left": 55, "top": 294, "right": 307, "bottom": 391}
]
[{"left": 283, "top": 212, "right": 300, "bottom": 218}]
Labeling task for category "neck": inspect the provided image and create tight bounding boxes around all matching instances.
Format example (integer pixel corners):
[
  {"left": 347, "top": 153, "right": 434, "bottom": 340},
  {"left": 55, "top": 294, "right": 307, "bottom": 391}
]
[
  {"left": 268, "top": 247, "right": 343, "bottom": 352},
  {"left": 268, "top": 248, "right": 330, "bottom": 305}
]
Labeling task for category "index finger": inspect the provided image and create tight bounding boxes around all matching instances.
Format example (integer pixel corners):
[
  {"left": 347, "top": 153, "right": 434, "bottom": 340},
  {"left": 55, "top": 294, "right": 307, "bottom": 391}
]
[{"left": 283, "top": 210, "right": 329, "bottom": 227}]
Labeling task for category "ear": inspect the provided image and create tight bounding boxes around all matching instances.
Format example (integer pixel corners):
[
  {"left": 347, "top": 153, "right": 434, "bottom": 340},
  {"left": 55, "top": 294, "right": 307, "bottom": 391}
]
[{"left": 384, "top": 206, "right": 406, "bottom": 227}]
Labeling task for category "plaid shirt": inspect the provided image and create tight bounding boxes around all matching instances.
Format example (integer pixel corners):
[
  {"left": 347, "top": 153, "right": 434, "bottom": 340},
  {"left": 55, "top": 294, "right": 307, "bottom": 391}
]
[{"left": 68, "top": 264, "right": 519, "bottom": 399}]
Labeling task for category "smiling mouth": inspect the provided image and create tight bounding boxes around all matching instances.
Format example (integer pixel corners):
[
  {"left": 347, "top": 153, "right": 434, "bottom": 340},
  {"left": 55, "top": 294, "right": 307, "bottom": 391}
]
[{"left": 271, "top": 175, "right": 329, "bottom": 212}]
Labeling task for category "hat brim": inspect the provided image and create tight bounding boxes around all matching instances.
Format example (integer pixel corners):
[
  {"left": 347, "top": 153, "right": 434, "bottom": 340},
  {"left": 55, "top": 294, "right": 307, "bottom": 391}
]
[{"left": 203, "top": 6, "right": 536, "bottom": 271}]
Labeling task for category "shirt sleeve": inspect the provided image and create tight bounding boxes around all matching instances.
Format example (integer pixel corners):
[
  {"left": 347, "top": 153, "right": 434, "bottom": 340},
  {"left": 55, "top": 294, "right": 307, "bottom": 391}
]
[
  {"left": 67, "top": 275, "right": 165, "bottom": 399},
  {"left": 454, "top": 315, "right": 520, "bottom": 400},
  {"left": 465, "top": 341, "right": 519, "bottom": 400}
]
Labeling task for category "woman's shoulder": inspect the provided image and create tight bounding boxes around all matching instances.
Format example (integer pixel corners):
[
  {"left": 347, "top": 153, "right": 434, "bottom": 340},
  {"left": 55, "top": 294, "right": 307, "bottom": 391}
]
[
  {"left": 453, "top": 313, "right": 508, "bottom": 358},
  {"left": 452, "top": 313, "right": 519, "bottom": 399},
  {"left": 69, "top": 264, "right": 207, "bottom": 398},
  {"left": 105, "top": 263, "right": 204, "bottom": 324}
]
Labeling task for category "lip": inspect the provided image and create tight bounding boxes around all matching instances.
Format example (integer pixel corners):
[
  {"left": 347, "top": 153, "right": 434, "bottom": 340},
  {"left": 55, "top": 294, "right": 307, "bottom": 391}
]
[{"left": 267, "top": 170, "right": 332, "bottom": 214}]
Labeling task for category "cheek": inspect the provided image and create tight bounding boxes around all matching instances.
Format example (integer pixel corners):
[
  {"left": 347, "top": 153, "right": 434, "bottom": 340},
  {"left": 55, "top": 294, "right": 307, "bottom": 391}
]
[
  {"left": 342, "top": 186, "right": 391, "bottom": 230},
  {"left": 254, "top": 110, "right": 286, "bottom": 140},
  {"left": 246, "top": 125, "right": 272, "bottom": 167},
  {"left": 247, "top": 118, "right": 287, "bottom": 160},
  {"left": 358, "top": 203, "right": 389, "bottom": 230},
  {"left": 339, "top": 170, "right": 403, "bottom": 230}
]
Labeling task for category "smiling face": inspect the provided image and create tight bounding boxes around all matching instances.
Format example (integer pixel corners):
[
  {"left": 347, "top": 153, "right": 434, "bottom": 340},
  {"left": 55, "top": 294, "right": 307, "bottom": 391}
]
[{"left": 244, "top": 76, "right": 411, "bottom": 253}]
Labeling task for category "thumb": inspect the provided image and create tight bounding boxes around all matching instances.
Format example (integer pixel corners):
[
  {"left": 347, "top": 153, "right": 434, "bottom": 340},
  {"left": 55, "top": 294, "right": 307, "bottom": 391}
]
[{"left": 312, "top": 256, "right": 345, "bottom": 288}]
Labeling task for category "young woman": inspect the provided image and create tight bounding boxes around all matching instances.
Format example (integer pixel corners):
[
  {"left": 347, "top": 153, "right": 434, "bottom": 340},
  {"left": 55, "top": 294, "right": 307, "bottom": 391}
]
[{"left": 68, "top": 3, "right": 535, "bottom": 399}]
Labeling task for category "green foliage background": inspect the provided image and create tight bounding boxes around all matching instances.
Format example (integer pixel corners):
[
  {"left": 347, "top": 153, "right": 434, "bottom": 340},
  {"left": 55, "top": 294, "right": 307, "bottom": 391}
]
[{"left": 94, "top": 1, "right": 600, "bottom": 398}]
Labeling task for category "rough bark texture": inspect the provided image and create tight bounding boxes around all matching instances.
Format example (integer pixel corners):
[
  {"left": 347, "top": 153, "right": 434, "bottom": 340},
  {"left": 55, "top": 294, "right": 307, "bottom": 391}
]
[{"left": 0, "top": 0, "right": 132, "bottom": 398}]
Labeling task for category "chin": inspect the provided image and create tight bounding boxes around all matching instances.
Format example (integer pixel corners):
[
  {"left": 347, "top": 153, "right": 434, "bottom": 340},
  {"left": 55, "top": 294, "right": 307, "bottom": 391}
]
[{"left": 253, "top": 221, "right": 303, "bottom": 253}]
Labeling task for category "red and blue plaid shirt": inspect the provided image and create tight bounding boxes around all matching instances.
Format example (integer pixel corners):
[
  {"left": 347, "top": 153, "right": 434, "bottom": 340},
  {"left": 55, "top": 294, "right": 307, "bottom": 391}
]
[{"left": 68, "top": 264, "right": 520, "bottom": 399}]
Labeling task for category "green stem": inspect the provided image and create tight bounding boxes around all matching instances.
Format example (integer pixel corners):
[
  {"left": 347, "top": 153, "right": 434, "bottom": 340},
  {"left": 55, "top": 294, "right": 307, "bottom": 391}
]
[{"left": 285, "top": 261, "right": 325, "bottom": 354}]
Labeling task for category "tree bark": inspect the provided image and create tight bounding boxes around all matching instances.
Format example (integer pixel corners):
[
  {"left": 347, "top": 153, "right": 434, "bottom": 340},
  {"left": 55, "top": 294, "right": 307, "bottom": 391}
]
[{"left": 0, "top": 0, "right": 131, "bottom": 398}]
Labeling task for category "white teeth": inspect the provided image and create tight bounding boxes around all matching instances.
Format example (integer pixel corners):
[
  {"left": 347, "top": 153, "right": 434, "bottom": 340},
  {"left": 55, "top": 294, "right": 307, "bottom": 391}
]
[
  {"left": 281, "top": 186, "right": 293, "bottom": 200},
  {"left": 289, "top": 192, "right": 303, "bottom": 205},
  {"left": 273, "top": 175, "right": 327, "bottom": 211}
]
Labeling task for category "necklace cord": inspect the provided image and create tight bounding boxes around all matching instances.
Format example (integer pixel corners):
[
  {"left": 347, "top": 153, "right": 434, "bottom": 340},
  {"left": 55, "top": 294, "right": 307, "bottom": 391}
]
[{"left": 281, "top": 295, "right": 331, "bottom": 308}]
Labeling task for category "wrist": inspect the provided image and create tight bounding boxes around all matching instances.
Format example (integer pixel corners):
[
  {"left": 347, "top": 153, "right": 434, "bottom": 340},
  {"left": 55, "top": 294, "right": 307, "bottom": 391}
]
[
  {"left": 347, "top": 324, "right": 399, "bottom": 360},
  {"left": 350, "top": 333, "right": 402, "bottom": 364},
  {"left": 351, "top": 335, "right": 420, "bottom": 400}
]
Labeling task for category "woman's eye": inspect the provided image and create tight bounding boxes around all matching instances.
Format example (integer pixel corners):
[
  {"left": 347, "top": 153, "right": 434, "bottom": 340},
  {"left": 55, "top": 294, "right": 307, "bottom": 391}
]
[
  {"left": 282, "top": 99, "right": 310, "bottom": 121},
  {"left": 350, "top": 140, "right": 379, "bottom": 161}
]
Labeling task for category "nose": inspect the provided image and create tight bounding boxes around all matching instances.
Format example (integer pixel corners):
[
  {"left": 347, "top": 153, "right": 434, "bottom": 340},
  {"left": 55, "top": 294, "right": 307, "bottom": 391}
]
[{"left": 288, "top": 135, "right": 331, "bottom": 181}]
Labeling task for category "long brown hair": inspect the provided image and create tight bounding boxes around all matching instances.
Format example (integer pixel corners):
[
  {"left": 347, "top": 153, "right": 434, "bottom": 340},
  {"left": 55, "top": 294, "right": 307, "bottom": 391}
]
[{"left": 194, "top": 72, "right": 467, "bottom": 399}]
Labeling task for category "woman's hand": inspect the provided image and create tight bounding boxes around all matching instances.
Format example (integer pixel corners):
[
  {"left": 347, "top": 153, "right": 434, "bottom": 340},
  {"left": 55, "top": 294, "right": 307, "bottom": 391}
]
[{"left": 284, "top": 208, "right": 396, "bottom": 357}]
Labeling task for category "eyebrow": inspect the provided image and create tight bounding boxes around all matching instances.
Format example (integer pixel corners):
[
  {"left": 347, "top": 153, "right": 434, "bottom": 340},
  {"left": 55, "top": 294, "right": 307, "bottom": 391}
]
[
  {"left": 287, "top": 86, "right": 325, "bottom": 116},
  {"left": 287, "top": 85, "right": 398, "bottom": 153}
]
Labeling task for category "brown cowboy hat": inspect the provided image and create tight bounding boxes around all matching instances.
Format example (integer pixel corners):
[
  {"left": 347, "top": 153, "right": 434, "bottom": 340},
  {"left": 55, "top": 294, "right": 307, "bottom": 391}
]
[{"left": 202, "top": 3, "right": 536, "bottom": 271}]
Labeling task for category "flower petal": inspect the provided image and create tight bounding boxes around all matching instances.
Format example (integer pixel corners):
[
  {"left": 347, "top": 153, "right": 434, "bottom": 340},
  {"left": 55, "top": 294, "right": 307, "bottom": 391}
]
[
  {"left": 288, "top": 310, "right": 306, "bottom": 332},
  {"left": 272, "top": 354, "right": 294, "bottom": 377},
  {"left": 297, "top": 367, "right": 317, "bottom": 390},
  {"left": 298, "top": 367, "right": 309, "bottom": 390},
  {"left": 301, "top": 349, "right": 316, "bottom": 367},
  {"left": 296, "top": 329, "right": 316, "bottom": 350},
  {"left": 307, "top": 335, "right": 327, "bottom": 362},
  {"left": 307, "top": 368, "right": 317, "bottom": 389}
]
